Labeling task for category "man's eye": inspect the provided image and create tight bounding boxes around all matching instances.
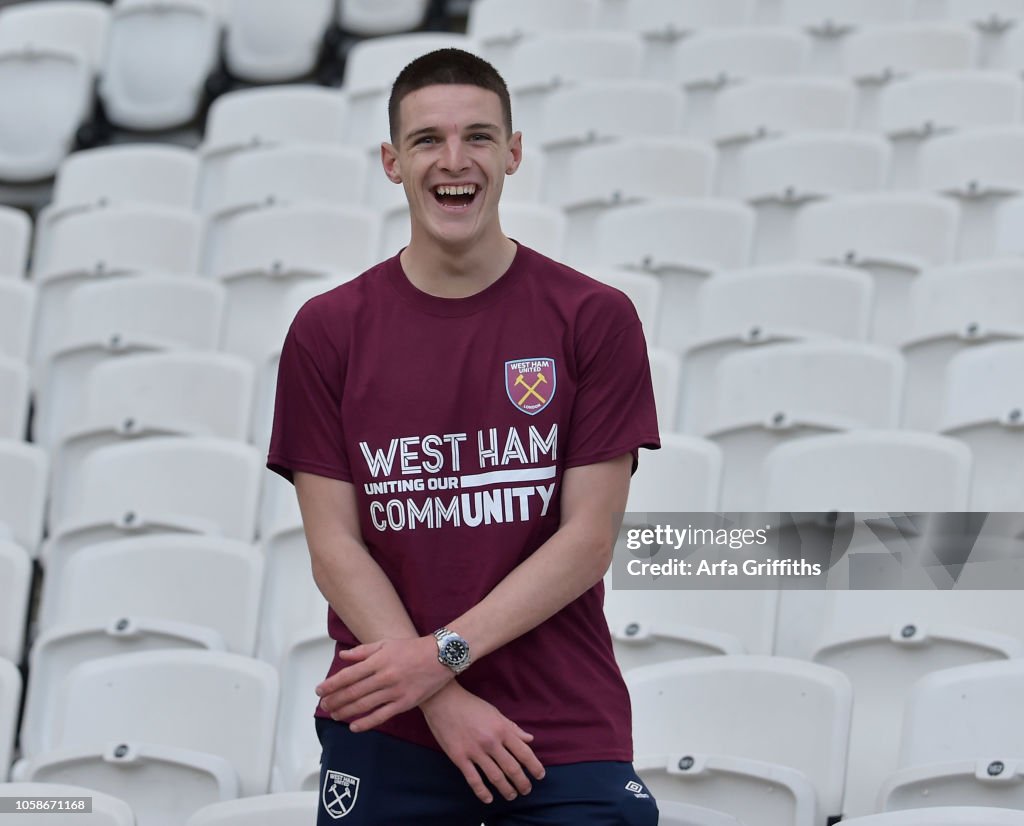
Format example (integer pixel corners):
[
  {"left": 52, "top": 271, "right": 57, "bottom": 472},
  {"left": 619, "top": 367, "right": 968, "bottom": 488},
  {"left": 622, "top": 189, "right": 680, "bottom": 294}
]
[{"left": 416, "top": 136, "right": 436, "bottom": 145}]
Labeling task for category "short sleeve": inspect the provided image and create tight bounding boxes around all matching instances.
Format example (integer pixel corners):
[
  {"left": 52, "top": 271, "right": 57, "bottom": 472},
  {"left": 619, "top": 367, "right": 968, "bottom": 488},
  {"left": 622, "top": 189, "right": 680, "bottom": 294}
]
[
  {"left": 267, "top": 303, "right": 352, "bottom": 484},
  {"left": 564, "top": 308, "right": 661, "bottom": 473}
]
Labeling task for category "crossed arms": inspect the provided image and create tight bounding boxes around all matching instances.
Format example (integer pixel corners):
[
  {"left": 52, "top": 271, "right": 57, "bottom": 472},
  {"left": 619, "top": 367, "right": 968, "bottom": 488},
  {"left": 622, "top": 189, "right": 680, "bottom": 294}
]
[{"left": 294, "top": 453, "right": 631, "bottom": 804}]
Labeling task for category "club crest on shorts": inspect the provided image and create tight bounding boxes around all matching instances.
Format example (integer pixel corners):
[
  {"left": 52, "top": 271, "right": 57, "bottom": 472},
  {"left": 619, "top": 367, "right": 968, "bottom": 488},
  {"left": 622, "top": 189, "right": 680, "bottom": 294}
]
[
  {"left": 505, "top": 358, "right": 556, "bottom": 415},
  {"left": 322, "top": 769, "right": 360, "bottom": 819}
]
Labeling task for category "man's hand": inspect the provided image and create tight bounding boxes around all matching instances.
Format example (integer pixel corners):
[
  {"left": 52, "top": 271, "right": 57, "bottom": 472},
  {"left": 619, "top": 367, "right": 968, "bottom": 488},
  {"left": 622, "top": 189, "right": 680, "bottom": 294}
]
[
  {"left": 316, "top": 636, "right": 453, "bottom": 731},
  {"left": 421, "top": 683, "right": 546, "bottom": 805}
]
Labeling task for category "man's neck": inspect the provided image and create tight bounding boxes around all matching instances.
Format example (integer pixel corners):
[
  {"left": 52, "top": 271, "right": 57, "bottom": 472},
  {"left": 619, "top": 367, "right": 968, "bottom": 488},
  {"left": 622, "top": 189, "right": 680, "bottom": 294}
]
[{"left": 400, "top": 232, "right": 518, "bottom": 299}]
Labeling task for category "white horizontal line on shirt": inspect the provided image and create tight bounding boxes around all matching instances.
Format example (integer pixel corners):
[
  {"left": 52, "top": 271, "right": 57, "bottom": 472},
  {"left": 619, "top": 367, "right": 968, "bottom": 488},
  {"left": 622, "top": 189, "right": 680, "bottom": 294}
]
[{"left": 459, "top": 465, "right": 557, "bottom": 489}]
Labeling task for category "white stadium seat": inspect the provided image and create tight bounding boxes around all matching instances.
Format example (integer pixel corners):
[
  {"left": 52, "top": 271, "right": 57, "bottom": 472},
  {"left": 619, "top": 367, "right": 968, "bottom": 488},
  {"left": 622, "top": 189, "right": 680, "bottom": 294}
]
[
  {"left": 223, "top": 0, "right": 333, "bottom": 83},
  {"left": 782, "top": 0, "right": 916, "bottom": 72},
  {"left": 98, "top": 0, "right": 222, "bottom": 131},
  {"left": 706, "top": 341, "right": 905, "bottom": 511},
  {"left": 900, "top": 260, "right": 1024, "bottom": 431},
  {"left": 736, "top": 132, "right": 890, "bottom": 262},
  {"left": 186, "top": 792, "right": 318, "bottom": 826},
  {"left": 18, "top": 650, "right": 279, "bottom": 822},
  {"left": 0, "top": 203, "right": 30, "bottom": 278},
  {"left": 0, "top": 656, "right": 20, "bottom": 779},
  {"left": 841, "top": 809, "right": 1024, "bottom": 826},
  {"left": 0, "top": 356, "right": 27, "bottom": 441},
  {"left": 0, "top": 1, "right": 109, "bottom": 69},
  {"left": 588, "top": 269, "right": 661, "bottom": 337},
  {"left": 647, "top": 347, "right": 681, "bottom": 429},
  {"left": 669, "top": 28, "right": 810, "bottom": 139},
  {"left": 467, "top": 0, "right": 598, "bottom": 67},
  {"left": 593, "top": 198, "right": 756, "bottom": 354},
  {"left": 628, "top": 656, "right": 852, "bottom": 826},
  {"left": 678, "top": 265, "right": 874, "bottom": 433},
  {"left": 0, "top": 439, "right": 48, "bottom": 556},
  {"left": 881, "top": 661, "right": 1024, "bottom": 812},
  {"left": 0, "top": 539, "right": 30, "bottom": 663},
  {"left": 795, "top": 193, "right": 959, "bottom": 344},
  {"left": 0, "top": 280, "right": 33, "bottom": 367},
  {"left": 35, "top": 275, "right": 225, "bottom": 449},
  {"left": 337, "top": 0, "right": 430, "bottom": 36},
  {"left": 0, "top": 782, "right": 134, "bottom": 825},
  {"left": 939, "top": 342, "right": 1024, "bottom": 511},
  {"left": 499, "top": 203, "right": 566, "bottom": 260},
  {"left": 659, "top": 801, "right": 747, "bottom": 826}
]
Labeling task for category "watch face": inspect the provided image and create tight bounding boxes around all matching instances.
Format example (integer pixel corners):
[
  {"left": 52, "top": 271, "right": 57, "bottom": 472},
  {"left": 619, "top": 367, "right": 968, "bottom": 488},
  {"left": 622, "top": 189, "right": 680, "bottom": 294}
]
[{"left": 441, "top": 637, "right": 469, "bottom": 666}]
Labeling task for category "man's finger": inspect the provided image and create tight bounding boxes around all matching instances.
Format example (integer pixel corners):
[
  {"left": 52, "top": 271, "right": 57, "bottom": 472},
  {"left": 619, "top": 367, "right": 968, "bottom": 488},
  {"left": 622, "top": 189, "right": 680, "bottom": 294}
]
[
  {"left": 330, "top": 687, "right": 394, "bottom": 721},
  {"left": 491, "top": 746, "right": 532, "bottom": 796},
  {"left": 336, "top": 641, "right": 382, "bottom": 661},
  {"left": 454, "top": 759, "right": 493, "bottom": 804},
  {"left": 505, "top": 735, "right": 546, "bottom": 782},
  {"left": 474, "top": 753, "right": 519, "bottom": 802},
  {"left": 348, "top": 700, "right": 403, "bottom": 733},
  {"left": 316, "top": 659, "right": 377, "bottom": 698}
]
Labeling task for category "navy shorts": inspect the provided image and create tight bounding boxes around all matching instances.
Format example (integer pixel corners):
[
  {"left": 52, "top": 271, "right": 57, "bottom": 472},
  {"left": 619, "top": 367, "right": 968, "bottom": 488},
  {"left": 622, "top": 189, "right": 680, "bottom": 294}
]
[{"left": 315, "top": 717, "right": 660, "bottom": 825}]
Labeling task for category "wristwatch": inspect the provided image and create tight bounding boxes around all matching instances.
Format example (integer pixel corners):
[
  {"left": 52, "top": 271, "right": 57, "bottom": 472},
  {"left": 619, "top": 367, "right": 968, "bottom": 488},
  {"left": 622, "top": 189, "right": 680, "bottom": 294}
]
[{"left": 433, "top": 628, "right": 471, "bottom": 674}]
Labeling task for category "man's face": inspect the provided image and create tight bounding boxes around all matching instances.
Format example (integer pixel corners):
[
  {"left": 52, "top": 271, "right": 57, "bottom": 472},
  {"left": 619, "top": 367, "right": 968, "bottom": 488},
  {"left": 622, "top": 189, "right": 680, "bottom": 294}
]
[{"left": 383, "top": 84, "right": 522, "bottom": 251}]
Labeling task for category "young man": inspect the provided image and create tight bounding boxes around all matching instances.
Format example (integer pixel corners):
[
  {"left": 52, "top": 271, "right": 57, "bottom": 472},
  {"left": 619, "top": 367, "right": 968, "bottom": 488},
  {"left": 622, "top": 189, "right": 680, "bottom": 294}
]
[{"left": 268, "top": 48, "right": 661, "bottom": 825}]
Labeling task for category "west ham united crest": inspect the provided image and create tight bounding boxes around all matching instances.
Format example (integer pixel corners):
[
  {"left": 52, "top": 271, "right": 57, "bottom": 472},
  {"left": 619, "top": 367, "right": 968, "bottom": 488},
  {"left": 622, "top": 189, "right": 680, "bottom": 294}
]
[
  {"left": 322, "top": 769, "right": 360, "bottom": 819},
  {"left": 506, "top": 358, "right": 556, "bottom": 415}
]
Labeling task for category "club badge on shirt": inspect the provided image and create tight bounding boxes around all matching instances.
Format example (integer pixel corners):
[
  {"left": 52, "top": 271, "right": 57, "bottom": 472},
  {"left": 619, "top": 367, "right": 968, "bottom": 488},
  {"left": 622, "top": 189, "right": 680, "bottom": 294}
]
[{"left": 505, "top": 358, "right": 557, "bottom": 415}]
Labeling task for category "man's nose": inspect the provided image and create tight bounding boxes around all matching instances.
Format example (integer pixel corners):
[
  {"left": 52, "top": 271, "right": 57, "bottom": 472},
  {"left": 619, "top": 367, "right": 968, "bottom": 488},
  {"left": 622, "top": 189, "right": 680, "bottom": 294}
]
[{"left": 440, "top": 137, "right": 469, "bottom": 172}]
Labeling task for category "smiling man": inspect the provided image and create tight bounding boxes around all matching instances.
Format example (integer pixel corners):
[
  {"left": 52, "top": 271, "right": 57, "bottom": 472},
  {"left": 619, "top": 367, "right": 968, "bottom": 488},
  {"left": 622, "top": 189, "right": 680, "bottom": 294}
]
[{"left": 268, "top": 48, "right": 661, "bottom": 825}]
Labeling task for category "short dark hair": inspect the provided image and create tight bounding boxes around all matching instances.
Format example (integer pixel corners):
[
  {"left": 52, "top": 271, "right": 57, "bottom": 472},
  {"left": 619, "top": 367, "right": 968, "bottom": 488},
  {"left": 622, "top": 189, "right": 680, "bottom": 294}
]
[{"left": 388, "top": 48, "right": 513, "bottom": 142}]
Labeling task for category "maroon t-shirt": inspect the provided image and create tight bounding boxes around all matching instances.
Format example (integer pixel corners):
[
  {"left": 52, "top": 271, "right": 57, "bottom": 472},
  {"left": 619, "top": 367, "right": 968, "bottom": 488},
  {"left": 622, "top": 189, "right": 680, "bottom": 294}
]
[{"left": 267, "top": 243, "right": 660, "bottom": 765}]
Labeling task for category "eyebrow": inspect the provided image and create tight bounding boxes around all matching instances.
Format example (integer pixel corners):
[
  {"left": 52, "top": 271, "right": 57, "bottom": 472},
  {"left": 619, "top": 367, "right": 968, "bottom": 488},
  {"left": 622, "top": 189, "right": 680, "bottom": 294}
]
[{"left": 403, "top": 122, "right": 502, "bottom": 143}]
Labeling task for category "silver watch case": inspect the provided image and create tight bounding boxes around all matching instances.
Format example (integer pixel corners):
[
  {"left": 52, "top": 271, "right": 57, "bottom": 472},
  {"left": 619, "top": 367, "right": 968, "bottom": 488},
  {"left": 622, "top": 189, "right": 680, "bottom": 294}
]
[{"left": 434, "top": 628, "right": 471, "bottom": 674}]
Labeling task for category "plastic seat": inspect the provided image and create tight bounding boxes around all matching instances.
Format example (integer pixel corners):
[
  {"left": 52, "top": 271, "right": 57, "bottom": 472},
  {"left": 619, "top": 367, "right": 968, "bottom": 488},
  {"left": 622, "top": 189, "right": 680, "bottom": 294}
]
[
  {"left": 0, "top": 539, "right": 30, "bottom": 663},
  {"left": 593, "top": 199, "right": 756, "bottom": 354},
  {"left": 98, "top": 0, "right": 222, "bottom": 131},
  {"left": 707, "top": 341, "right": 905, "bottom": 511},
  {"left": 840, "top": 808, "right": 1024, "bottom": 826},
  {"left": 918, "top": 127, "right": 1024, "bottom": 260},
  {"left": 781, "top": 0, "right": 915, "bottom": 72},
  {"left": 1, "top": 657, "right": 23, "bottom": 783},
  {"left": 51, "top": 350, "right": 253, "bottom": 528},
  {"left": 186, "top": 792, "right": 318, "bottom": 825},
  {"left": 499, "top": 203, "right": 566, "bottom": 260},
  {"left": 0, "top": 204, "right": 30, "bottom": 278},
  {"left": 809, "top": 595, "right": 1021, "bottom": 817},
  {"left": 256, "top": 473, "right": 328, "bottom": 665},
  {"left": 271, "top": 631, "right": 333, "bottom": 791},
  {"left": 198, "top": 85, "right": 348, "bottom": 209},
  {"left": 761, "top": 430, "right": 972, "bottom": 511},
  {"left": 337, "top": 0, "right": 430, "bottom": 36},
  {"left": 711, "top": 78, "right": 857, "bottom": 194},
  {"left": 223, "top": 0, "right": 332, "bottom": 83},
  {"left": 737, "top": 132, "right": 890, "bottom": 263},
  {"left": 42, "top": 437, "right": 264, "bottom": 591},
  {"left": 31, "top": 205, "right": 203, "bottom": 367},
  {"left": 0, "top": 279, "right": 33, "bottom": 365},
  {"left": 537, "top": 81, "right": 686, "bottom": 198},
  {"left": 35, "top": 276, "right": 225, "bottom": 448},
  {"left": 659, "top": 801, "right": 747, "bottom": 826},
  {"left": 204, "top": 204, "right": 379, "bottom": 365},
  {"left": 623, "top": 0, "right": 755, "bottom": 76},
  {"left": 841, "top": 23, "right": 978, "bottom": 129},
  {"left": 900, "top": 260, "right": 1024, "bottom": 431},
  {"left": 878, "top": 71, "right": 1024, "bottom": 188},
  {"left": 18, "top": 649, "right": 279, "bottom": 820},
  {"left": 677, "top": 265, "right": 874, "bottom": 433},
  {"left": 0, "top": 439, "right": 48, "bottom": 557},
  {"left": 467, "top": 0, "right": 598, "bottom": 67},
  {"left": 939, "top": 342, "right": 1024, "bottom": 511},
  {"left": 0, "top": 782, "right": 134, "bottom": 825},
  {"left": 880, "top": 661, "right": 1024, "bottom": 812},
  {"left": 587, "top": 269, "right": 661, "bottom": 336},
  {"left": 628, "top": 656, "right": 852, "bottom": 826},
  {"left": 204, "top": 143, "right": 369, "bottom": 219},
  {"left": 503, "top": 33, "right": 644, "bottom": 138},
  {"left": 0, "top": 1, "right": 109, "bottom": 182},
  {"left": 647, "top": 348, "right": 681, "bottom": 430},
  {"left": 0, "top": 357, "right": 28, "bottom": 441},
  {"left": 560, "top": 138, "right": 715, "bottom": 259},
  {"left": 34, "top": 144, "right": 199, "bottom": 267},
  {"left": 946, "top": 0, "right": 1024, "bottom": 67},
  {"left": 669, "top": 28, "right": 810, "bottom": 139},
  {"left": 794, "top": 193, "right": 960, "bottom": 344}
]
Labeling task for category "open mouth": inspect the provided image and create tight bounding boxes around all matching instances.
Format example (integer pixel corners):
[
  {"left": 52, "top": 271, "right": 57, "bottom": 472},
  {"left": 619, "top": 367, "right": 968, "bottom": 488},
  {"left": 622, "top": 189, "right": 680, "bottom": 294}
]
[{"left": 433, "top": 184, "right": 478, "bottom": 209}]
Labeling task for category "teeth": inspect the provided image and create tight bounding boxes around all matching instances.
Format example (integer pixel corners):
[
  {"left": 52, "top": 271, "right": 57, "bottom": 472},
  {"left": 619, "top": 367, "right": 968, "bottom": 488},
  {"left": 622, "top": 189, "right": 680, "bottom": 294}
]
[{"left": 435, "top": 184, "right": 477, "bottom": 196}]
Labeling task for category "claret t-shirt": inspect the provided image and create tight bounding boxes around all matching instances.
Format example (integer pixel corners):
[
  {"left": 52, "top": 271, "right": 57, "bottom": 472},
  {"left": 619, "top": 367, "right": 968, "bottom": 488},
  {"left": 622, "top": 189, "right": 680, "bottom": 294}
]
[{"left": 268, "top": 242, "right": 660, "bottom": 765}]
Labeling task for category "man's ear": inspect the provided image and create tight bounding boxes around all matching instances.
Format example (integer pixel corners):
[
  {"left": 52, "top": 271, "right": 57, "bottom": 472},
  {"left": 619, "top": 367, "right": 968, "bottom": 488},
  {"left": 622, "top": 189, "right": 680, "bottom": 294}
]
[
  {"left": 506, "top": 131, "right": 524, "bottom": 175},
  {"left": 381, "top": 142, "right": 402, "bottom": 184}
]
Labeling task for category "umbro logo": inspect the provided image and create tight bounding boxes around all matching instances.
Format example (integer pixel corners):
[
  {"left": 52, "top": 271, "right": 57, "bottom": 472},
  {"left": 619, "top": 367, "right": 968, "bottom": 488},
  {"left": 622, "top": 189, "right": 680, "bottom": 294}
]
[{"left": 625, "top": 780, "right": 650, "bottom": 799}]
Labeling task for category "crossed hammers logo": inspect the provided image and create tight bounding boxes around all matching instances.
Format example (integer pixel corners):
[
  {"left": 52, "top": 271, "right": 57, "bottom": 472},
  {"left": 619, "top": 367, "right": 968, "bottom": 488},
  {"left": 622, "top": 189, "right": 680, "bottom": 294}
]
[{"left": 515, "top": 372, "right": 548, "bottom": 406}]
